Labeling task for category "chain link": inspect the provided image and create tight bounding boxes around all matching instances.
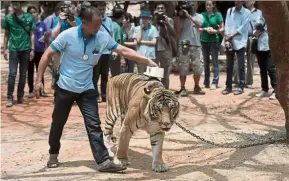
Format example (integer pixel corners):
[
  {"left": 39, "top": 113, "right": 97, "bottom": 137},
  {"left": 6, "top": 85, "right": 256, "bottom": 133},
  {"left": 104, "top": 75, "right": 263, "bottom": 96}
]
[{"left": 175, "top": 121, "right": 287, "bottom": 149}]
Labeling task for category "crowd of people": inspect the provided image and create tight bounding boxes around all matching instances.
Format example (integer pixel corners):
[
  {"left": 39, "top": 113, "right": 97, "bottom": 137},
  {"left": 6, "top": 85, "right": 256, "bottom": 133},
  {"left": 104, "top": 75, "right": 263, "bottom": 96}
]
[
  {"left": 2, "top": 1, "right": 277, "bottom": 107},
  {"left": 1, "top": 0, "right": 278, "bottom": 172}
]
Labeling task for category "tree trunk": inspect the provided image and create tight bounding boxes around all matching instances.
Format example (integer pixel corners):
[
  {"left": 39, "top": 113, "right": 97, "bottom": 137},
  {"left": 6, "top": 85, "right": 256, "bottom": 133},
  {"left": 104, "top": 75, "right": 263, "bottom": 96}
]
[{"left": 259, "top": 2, "right": 289, "bottom": 142}]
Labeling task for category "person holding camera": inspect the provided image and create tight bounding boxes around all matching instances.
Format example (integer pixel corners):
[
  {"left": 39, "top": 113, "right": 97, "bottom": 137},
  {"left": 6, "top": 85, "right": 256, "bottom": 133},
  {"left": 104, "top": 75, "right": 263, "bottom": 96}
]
[
  {"left": 153, "top": 2, "right": 176, "bottom": 89},
  {"left": 254, "top": 14, "right": 277, "bottom": 100},
  {"left": 199, "top": 1, "right": 224, "bottom": 90},
  {"left": 46, "top": 2, "right": 82, "bottom": 91},
  {"left": 221, "top": 1, "right": 250, "bottom": 95},
  {"left": 2, "top": 1, "right": 36, "bottom": 107},
  {"left": 50, "top": 1, "right": 81, "bottom": 39},
  {"left": 175, "top": 1, "right": 205, "bottom": 97}
]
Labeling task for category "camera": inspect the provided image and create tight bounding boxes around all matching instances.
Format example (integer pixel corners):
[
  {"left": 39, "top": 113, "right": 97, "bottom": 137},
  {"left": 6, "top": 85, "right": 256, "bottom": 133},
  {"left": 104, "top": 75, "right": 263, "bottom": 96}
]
[
  {"left": 155, "top": 12, "right": 166, "bottom": 25},
  {"left": 175, "top": 1, "right": 192, "bottom": 18},
  {"left": 255, "top": 23, "right": 265, "bottom": 32},
  {"left": 60, "top": 2, "right": 75, "bottom": 21}
]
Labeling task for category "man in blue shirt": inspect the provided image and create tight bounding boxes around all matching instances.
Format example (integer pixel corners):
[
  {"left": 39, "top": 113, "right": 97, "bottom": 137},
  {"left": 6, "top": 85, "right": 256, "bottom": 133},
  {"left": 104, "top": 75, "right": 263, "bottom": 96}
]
[
  {"left": 221, "top": 1, "right": 250, "bottom": 95},
  {"left": 92, "top": 1, "right": 114, "bottom": 103},
  {"left": 34, "top": 7, "right": 157, "bottom": 172}
]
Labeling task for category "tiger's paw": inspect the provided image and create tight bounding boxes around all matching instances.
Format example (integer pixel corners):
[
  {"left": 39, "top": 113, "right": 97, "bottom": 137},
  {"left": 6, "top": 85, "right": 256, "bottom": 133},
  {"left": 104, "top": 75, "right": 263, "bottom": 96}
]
[
  {"left": 152, "top": 162, "right": 169, "bottom": 172},
  {"left": 108, "top": 149, "right": 115, "bottom": 159},
  {"left": 114, "top": 157, "right": 130, "bottom": 166}
]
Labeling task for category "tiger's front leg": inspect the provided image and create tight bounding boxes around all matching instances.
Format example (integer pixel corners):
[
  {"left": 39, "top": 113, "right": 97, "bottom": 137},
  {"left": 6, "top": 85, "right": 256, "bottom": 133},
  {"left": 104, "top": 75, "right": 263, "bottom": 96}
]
[
  {"left": 150, "top": 132, "right": 169, "bottom": 172},
  {"left": 114, "top": 124, "right": 134, "bottom": 166}
]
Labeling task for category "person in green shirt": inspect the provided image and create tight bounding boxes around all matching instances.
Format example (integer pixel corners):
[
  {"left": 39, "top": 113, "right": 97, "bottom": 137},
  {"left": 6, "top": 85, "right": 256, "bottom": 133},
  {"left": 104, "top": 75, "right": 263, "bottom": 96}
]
[
  {"left": 199, "top": 1, "right": 224, "bottom": 90},
  {"left": 110, "top": 6, "right": 125, "bottom": 77},
  {"left": 2, "top": 1, "right": 36, "bottom": 107}
]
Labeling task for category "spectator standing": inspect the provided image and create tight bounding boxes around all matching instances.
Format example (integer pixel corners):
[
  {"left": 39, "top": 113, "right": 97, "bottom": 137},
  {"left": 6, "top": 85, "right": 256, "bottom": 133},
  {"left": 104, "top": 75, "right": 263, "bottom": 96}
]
[
  {"left": 27, "top": 6, "right": 49, "bottom": 98},
  {"left": 130, "top": 10, "right": 159, "bottom": 74},
  {"left": 254, "top": 13, "right": 277, "bottom": 99},
  {"left": 123, "top": 12, "right": 136, "bottom": 73},
  {"left": 200, "top": 1, "right": 224, "bottom": 90},
  {"left": 175, "top": 1, "right": 205, "bottom": 96},
  {"left": 92, "top": 1, "right": 114, "bottom": 103},
  {"left": 2, "top": 1, "right": 36, "bottom": 107},
  {"left": 245, "top": 1, "right": 262, "bottom": 89},
  {"left": 221, "top": 1, "right": 250, "bottom": 95},
  {"left": 153, "top": 2, "right": 176, "bottom": 89},
  {"left": 110, "top": 6, "right": 125, "bottom": 76}
]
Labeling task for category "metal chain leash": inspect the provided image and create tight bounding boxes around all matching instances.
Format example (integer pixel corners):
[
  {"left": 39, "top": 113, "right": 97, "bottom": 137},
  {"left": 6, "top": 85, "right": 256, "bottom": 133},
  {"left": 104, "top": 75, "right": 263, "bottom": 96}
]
[{"left": 175, "top": 121, "right": 287, "bottom": 149}]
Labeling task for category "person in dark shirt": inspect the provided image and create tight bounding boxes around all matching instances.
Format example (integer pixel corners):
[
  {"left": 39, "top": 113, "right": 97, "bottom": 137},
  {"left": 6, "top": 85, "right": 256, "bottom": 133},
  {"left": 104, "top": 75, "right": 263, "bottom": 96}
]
[{"left": 27, "top": 6, "right": 49, "bottom": 98}]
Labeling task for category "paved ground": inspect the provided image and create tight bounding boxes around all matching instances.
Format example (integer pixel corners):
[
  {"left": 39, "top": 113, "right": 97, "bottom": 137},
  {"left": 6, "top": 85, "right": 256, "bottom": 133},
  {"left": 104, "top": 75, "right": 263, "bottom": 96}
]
[{"left": 1, "top": 53, "right": 289, "bottom": 181}]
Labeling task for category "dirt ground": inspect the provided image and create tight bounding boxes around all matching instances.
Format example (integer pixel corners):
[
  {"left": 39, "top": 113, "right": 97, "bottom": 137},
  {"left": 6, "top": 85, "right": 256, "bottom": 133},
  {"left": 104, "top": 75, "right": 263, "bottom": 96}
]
[{"left": 1, "top": 52, "right": 289, "bottom": 181}]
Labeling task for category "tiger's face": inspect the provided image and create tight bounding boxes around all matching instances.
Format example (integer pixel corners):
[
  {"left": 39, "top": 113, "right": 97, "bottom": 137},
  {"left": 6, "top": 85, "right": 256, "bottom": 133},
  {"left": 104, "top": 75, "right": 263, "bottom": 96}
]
[{"left": 144, "top": 88, "right": 180, "bottom": 132}]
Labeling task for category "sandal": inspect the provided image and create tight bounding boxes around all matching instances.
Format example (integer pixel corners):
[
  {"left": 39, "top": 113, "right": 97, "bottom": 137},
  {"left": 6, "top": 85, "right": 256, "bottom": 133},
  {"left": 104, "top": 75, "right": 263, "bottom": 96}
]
[
  {"left": 47, "top": 161, "right": 59, "bottom": 168},
  {"left": 47, "top": 154, "right": 59, "bottom": 168}
]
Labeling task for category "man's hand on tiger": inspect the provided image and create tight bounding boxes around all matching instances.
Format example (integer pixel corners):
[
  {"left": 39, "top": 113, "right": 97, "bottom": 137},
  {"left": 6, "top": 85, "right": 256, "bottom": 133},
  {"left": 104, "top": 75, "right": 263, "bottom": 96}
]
[{"left": 148, "top": 59, "right": 158, "bottom": 67}]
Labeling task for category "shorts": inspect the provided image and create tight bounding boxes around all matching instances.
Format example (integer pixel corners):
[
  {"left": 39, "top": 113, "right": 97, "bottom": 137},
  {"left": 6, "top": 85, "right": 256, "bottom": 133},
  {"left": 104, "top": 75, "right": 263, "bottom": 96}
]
[{"left": 178, "top": 46, "right": 203, "bottom": 76}]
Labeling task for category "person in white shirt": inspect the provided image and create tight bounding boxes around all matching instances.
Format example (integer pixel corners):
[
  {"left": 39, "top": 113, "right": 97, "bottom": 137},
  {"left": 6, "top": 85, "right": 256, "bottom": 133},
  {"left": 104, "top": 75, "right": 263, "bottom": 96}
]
[
  {"left": 244, "top": 1, "right": 262, "bottom": 89},
  {"left": 221, "top": 1, "right": 250, "bottom": 95},
  {"left": 254, "top": 13, "right": 277, "bottom": 100}
]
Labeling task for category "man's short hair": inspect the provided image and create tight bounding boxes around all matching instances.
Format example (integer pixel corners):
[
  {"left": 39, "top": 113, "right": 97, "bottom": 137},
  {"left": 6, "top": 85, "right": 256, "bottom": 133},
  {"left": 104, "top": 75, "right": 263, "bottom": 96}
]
[
  {"left": 112, "top": 7, "right": 124, "bottom": 19},
  {"left": 155, "top": 2, "right": 166, "bottom": 9},
  {"left": 92, "top": 1, "right": 106, "bottom": 7},
  {"left": 55, "top": 2, "right": 65, "bottom": 12},
  {"left": 79, "top": 6, "right": 101, "bottom": 21}
]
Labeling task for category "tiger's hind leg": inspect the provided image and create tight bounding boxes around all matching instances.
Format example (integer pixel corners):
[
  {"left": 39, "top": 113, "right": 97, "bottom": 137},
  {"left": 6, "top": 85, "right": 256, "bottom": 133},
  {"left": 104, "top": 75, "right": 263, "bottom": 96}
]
[{"left": 149, "top": 132, "right": 169, "bottom": 172}]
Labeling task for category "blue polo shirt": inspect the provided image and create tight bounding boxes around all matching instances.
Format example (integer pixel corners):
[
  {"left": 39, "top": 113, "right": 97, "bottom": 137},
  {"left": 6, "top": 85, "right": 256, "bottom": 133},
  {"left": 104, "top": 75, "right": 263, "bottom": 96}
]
[
  {"left": 50, "top": 25, "right": 118, "bottom": 93},
  {"left": 133, "top": 24, "right": 159, "bottom": 59},
  {"left": 99, "top": 14, "right": 114, "bottom": 54}
]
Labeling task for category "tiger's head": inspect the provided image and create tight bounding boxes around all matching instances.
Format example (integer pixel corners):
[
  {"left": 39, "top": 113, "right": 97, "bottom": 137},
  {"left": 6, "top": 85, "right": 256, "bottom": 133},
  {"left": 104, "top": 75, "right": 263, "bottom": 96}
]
[{"left": 143, "top": 82, "right": 180, "bottom": 132}]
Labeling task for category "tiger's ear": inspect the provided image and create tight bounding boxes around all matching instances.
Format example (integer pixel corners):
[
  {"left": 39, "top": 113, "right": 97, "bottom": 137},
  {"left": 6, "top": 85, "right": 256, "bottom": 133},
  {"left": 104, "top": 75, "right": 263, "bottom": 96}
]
[{"left": 144, "top": 87, "right": 151, "bottom": 95}]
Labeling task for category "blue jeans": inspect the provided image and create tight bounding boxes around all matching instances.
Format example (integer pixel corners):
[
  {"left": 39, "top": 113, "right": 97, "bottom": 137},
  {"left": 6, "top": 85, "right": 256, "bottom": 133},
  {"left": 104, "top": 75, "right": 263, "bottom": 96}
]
[
  {"left": 201, "top": 42, "right": 220, "bottom": 86},
  {"left": 49, "top": 86, "right": 110, "bottom": 164},
  {"left": 225, "top": 48, "right": 246, "bottom": 89},
  {"left": 7, "top": 50, "right": 30, "bottom": 100}
]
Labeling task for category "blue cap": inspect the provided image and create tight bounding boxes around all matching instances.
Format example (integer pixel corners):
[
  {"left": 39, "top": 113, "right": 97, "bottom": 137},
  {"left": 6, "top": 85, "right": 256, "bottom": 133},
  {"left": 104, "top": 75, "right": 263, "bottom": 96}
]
[{"left": 140, "top": 10, "right": 152, "bottom": 18}]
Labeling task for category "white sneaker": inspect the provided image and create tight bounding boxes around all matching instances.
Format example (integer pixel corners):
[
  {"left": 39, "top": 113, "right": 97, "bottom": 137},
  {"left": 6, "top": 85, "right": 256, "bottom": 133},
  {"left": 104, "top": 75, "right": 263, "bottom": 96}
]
[
  {"left": 269, "top": 92, "right": 276, "bottom": 100},
  {"left": 256, "top": 90, "right": 269, "bottom": 98},
  {"left": 28, "top": 92, "right": 34, "bottom": 98},
  {"left": 210, "top": 84, "right": 217, "bottom": 90}
]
